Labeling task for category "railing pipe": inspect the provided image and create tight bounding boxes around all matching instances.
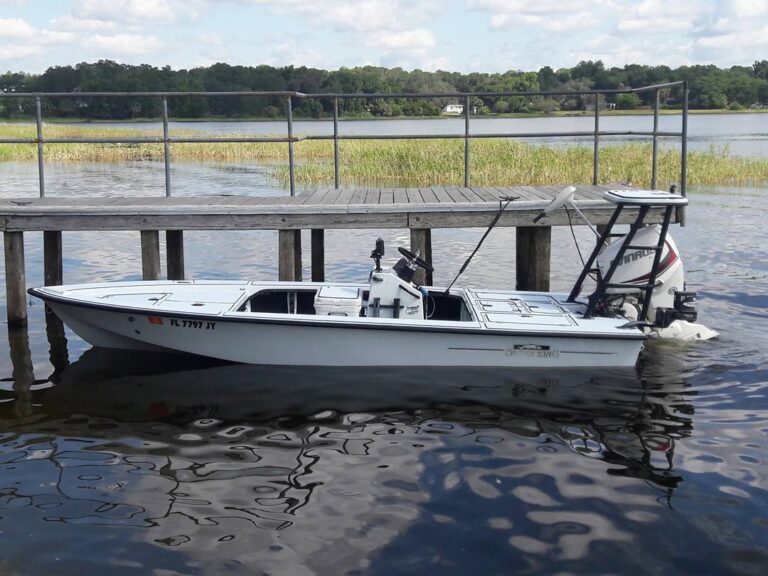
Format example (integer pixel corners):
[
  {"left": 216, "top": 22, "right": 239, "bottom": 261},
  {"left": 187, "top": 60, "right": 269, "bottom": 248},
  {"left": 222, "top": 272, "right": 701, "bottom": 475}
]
[
  {"left": 592, "top": 94, "right": 600, "bottom": 185},
  {"left": 681, "top": 81, "right": 689, "bottom": 225},
  {"left": 162, "top": 97, "right": 172, "bottom": 197},
  {"left": 35, "top": 96, "right": 45, "bottom": 198},
  {"left": 333, "top": 97, "right": 340, "bottom": 189},
  {"left": 464, "top": 95, "right": 471, "bottom": 187},
  {"left": 651, "top": 89, "right": 659, "bottom": 190},
  {"left": 0, "top": 129, "right": 685, "bottom": 146},
  {"left": 286, "top": 95, "right": 295, "bottom": 196}
]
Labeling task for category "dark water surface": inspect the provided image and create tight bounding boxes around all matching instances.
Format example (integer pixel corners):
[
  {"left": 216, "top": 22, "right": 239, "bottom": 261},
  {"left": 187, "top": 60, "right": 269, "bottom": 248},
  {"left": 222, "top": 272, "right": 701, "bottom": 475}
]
[{"left": 0, "top": 124, "right": 767, "bottom": 575}]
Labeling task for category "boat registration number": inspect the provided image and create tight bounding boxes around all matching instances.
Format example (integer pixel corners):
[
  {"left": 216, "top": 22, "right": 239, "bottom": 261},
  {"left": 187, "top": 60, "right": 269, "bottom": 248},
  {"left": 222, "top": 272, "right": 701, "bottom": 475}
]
[{"left": 169, "top": 319, "right": 216, "bottom": 330}]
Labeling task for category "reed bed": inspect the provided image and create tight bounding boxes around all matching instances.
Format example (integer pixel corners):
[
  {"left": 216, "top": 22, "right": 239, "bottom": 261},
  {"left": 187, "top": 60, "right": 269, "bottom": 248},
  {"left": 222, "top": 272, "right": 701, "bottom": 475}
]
[{"left": 1, "top": 124, "right": 767, "bottom": 188}]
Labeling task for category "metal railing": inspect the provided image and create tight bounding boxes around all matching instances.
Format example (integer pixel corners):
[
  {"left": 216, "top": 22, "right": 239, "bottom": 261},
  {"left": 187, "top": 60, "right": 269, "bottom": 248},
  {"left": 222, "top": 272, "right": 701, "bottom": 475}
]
[{"left": 0, "top": 81, "right": 688, "bottom": 199}]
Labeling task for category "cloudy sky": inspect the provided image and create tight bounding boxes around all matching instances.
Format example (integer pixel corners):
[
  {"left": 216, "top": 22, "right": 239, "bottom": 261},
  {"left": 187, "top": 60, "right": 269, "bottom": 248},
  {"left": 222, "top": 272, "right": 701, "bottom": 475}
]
[{"left": 1, "top": 0, "right": 767, "bottom": 74}]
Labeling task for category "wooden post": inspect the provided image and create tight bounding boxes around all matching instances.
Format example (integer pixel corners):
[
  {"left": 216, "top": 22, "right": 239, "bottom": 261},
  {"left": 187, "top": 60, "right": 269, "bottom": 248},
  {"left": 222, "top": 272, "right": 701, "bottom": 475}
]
[
  {"left": 140, "top": 230, "right": 161, "bottom": 280},
  {"left": 4, "top": 232, "right": 27, "bottom": 327},
  {"left": 410, "top": 228, "right": 433, "bottom": 286},
  {"left": 279, "top": 230, "right": 302, "bottom": 281},
  {"left": 8, "top": 325, "right": 34, "bottom": 417},
  {"left": 166, "top": 230, "right": 185, "bottom": 280},
  {"left": 43, "top": 231, "right": 63, "bottom": 286},
  {"left": 516, "top": 226, "right": 551, "bottom": 291},
  {"left": 311, "top": 229, "right": 325, "bottom": 282}
]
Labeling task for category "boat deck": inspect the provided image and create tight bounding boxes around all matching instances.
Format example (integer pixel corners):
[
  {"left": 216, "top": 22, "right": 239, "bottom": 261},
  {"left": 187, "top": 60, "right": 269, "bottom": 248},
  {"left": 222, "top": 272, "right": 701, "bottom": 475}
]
[{"left": 0, "top": 184, "right": 674, "bottom": 231}]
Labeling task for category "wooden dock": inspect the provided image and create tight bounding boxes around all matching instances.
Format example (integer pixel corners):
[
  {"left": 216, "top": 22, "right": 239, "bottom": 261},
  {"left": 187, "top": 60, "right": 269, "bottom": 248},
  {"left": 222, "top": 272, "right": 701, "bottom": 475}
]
[{"left": 1, "top": 184, "right": 675, "bottom": 327}]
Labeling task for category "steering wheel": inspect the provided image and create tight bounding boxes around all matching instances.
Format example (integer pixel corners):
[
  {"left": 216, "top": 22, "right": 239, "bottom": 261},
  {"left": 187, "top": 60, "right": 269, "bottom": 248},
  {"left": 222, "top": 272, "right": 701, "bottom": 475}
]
[{"left": 398, "top": 247, "right": 434, "bottom": 273}]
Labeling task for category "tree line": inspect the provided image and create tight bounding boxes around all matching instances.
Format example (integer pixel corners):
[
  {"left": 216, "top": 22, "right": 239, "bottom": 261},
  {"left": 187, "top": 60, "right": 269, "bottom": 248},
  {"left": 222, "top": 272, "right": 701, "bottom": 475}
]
[{"left": 1, "top": 59, "right": 767, "bottom": 120}]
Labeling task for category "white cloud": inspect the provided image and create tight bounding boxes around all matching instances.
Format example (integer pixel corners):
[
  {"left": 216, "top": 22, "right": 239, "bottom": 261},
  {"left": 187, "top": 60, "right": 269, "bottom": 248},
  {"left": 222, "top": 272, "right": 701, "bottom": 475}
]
[
  {"left": 0, "top": 17, "right": 74, "bottom": 42},
  {"left": 472, "top": 0, "right": 602, "bottom": 33},
  {"left": 84, "top": 33, "right": 163, "bottom": 56},
  {"left": 242, "top": 0, "right": 444, "bottom": 70},
  {"left": 0, "top": 44, "right": 40, "bottom": 60},
  {"left": 728, "top": 0, "right": 768, "bottom": 18},
  {"left": 50, "top": 15, "right": 118, "bottom": 32},
  {"left": 244, "top": 0, "right": 440, "bottom": 33},
  {"left": 365, "top": 29, "right": 436, "bottom": 51},
  {"left": 74, "top": 0, "right": 203, "bottom": 24}
]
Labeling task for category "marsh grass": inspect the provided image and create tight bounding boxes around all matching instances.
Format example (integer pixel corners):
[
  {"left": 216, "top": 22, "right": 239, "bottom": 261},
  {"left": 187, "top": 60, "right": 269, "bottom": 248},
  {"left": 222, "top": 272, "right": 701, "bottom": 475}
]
[{"left": 2, "top": 124, "right": 767, "bottom": 188}]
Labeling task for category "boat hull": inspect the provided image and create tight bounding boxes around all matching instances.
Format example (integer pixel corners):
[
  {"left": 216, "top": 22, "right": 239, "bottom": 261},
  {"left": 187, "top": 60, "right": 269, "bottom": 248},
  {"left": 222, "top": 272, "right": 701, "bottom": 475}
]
[{"left": 46, "top": 299, "right": 642, "bottom": 368}]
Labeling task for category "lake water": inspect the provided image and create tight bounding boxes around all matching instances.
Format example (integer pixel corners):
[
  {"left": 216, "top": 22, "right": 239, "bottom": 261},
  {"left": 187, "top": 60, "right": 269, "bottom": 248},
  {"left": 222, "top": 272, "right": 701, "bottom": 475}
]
[{"left": 0, "top": 115, "right": 767, "bottom": 575}]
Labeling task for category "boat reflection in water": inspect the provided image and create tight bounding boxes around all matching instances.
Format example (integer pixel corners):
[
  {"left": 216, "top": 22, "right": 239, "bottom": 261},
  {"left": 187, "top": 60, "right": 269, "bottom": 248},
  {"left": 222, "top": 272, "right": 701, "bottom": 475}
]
[{"left": 1, "top": 326, "right": 696, "bottom": 574}]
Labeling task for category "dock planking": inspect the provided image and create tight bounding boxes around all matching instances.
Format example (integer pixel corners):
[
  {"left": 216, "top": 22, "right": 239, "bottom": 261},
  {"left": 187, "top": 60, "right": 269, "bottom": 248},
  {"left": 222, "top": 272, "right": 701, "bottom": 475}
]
[{"left": 0, "top": 185, "right": 671, "bottom": 232}]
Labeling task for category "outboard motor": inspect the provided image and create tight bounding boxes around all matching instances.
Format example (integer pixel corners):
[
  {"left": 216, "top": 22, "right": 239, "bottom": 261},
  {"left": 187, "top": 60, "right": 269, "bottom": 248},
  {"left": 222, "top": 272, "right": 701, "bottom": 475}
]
[{"left": 596, "top": 225, "right": 718, "bottom": 340}]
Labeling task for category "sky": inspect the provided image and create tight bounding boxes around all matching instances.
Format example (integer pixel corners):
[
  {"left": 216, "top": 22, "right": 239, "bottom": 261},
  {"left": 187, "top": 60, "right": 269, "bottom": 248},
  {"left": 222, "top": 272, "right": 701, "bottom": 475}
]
[{"left": 1, "top": 0, "right": 767, "bottom": 74}]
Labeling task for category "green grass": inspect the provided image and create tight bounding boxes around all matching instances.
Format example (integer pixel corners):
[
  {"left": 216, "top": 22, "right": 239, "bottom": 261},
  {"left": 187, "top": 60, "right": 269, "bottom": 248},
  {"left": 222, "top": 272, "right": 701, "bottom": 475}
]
[{"left": 2, "top": 124, "right": 767, "bottom": 188}]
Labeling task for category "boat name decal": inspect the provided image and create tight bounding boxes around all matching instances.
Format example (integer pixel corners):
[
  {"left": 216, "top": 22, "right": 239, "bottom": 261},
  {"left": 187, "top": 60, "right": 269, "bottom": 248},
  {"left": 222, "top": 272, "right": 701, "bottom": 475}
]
[
  {"left": 506, "top": 344, "right": 559, "bottom": 358},
  {"left": 169, "top": 318, "right": 216, "bottom": 330}
]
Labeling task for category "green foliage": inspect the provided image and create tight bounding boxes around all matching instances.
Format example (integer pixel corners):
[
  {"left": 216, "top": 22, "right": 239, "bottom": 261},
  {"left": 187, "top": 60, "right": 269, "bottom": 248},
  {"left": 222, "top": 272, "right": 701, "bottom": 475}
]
[
  {"left": 615, "top": 93, "right": 641, "bottom": 110},
  {"left": 1, "top": 59, "right": 768, "bottom": 120}
]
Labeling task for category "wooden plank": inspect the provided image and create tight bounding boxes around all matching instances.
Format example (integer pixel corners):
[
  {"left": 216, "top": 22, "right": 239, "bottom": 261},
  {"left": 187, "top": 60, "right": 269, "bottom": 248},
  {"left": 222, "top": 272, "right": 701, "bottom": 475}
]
[
  {"left": 516, "top": 226, "right": 551, "bottom": 292},
  {"left": 380, "top": 190, "right": 394, "bottom": 204},
  {"left": 419, "top": 188, "right": 438, "bottom": 204},
  {"left": 2, "top": 212, "right": 416, "bottom": 231},
  {"left": 4, "top": 231, "right": 27, "bottom": 327},
  {"left": 574, "top": 185, "right": 605, "bottom": 200},
  {"left": 299, "top": 188, "right": 330, "bottom": 205},
  {"left": 258, "top": 195, "right": 304, "bottom": 205},
  {"left": 140, "top": 230, "right": 161, "bottom": 280},
  {"left": 43, "top": 231, "right": 63, "bottom": 286},
  {"left": 409, "top": 207, "right": 651, "bottom": 229},
  {"left": 364, "top": 189, "right": 381, "bottom": 204},
  {"left": 454, "top": 187, "right": 484, "bottom": 203},
  {"left": 519, "top": 186, "right": 551, "bottom": 201},
  {"left": 471, "top": 187, "right": 502, "bottom": 203},
  {"left": 443, "top": 187, "right": 470, "bottom": 203},
  {"left": 335, "top": 189, "right": 355, "bottom": 206},
  {"left": 405, "top": 188, "right": 423, "bottom": 204},
  {"left": 393, "top": 189, "right": 408, "bottom": 204},
  {"left": 431, "top": 187, "right": 454, "bottom": 204},
  {"left": 320, "top": 188, "right": 344, "bottom": 205},
  {"left": 350, "top": 189, "right": 367, "bottom": 205}
]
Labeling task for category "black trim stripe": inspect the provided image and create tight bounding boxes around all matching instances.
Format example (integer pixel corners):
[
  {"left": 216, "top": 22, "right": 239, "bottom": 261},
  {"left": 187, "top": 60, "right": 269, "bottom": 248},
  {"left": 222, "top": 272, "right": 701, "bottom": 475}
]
[{"left": 29, "top": 288, "right": 646, "bottom": 341}]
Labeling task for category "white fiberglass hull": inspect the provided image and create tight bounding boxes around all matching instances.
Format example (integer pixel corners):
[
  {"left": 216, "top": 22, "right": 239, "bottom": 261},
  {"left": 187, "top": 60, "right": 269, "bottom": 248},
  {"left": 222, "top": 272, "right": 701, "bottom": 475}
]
[{"left": 35, "top": 281, "right": 644, "bottom": 369}]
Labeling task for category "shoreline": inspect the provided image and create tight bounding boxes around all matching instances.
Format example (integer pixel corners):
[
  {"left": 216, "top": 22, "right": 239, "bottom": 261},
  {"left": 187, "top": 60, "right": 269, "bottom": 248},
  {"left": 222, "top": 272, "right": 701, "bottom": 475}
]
[{"left": 1, "top": 108, "right": 766, "bottom": 124}]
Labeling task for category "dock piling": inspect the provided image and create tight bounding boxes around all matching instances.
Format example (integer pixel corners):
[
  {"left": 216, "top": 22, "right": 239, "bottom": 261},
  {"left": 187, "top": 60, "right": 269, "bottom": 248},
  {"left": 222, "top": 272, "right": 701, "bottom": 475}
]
[
  {"left": 410, "top": 228, "right": 433, "bottom": 286},
  {"left": 166, "top": 230, "right": 185, "bottom": 280},
  {"left": 140, "top": 230, "right": 161, "bottom": 280},
  {"left": 311, "top": 229, "right": 325, "bottom": 282},
  {"left": 279, "top": 230, "right": 302, "bottom": 281},
  {"left": 516, "top": 226, "right": 551, "bottom": 291},
  {"left": 43, "top": 231, "right": 63, "bottom": 286},
  {"left": 4, "top": 231, "right": 27, "bottom": 327}
]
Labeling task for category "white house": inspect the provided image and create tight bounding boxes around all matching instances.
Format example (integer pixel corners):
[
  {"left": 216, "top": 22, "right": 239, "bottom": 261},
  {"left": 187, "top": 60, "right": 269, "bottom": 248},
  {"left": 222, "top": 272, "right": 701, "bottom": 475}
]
[{"left": 442, "top": 103, "right": 464, "bottom": 114}]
